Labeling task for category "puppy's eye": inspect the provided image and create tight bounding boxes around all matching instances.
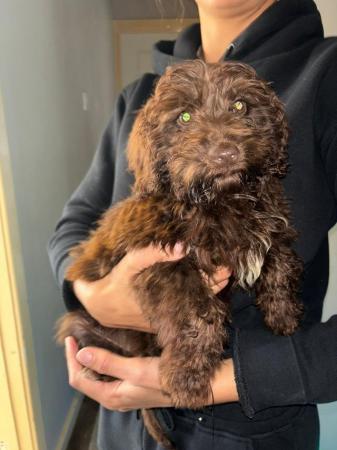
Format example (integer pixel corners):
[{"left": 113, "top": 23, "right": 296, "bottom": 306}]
[
  {"left": 231, "top": 100, "right": 247, "bottom": 113},
  {"left": 179, "top": 111, "right": 191, "bottom": 123}
]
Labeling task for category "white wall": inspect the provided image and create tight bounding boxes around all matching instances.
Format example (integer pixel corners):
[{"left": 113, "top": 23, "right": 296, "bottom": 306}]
[
  {"left": 110, "top": 0, "right": 197, "bottom": 19},
  {"left": 315, "top": 0, "right": 337, "bottom": 36},
  {"left": 0, "top": 1, "right": 115, "bottom": 449}
]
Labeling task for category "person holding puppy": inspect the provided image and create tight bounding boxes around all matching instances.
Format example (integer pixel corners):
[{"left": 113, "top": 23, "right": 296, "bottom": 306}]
[{"left": 48, "top": 1, "right": 337, "bottom": 449}]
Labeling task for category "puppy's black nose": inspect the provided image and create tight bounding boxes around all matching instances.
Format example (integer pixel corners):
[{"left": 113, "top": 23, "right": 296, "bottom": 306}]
[{"left": 214, "top": 146, "right": 239, "bottom": 164}]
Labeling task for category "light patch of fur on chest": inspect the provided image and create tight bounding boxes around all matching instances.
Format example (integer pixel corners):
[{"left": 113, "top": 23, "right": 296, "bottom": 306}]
[{"left": 237, "top": 233, "right": 272, "bottom": 288}]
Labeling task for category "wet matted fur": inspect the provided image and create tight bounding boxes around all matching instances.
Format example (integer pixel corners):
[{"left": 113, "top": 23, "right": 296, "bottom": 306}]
[{"left": 56, "top": 60, "right": 303, "bottom": 450}]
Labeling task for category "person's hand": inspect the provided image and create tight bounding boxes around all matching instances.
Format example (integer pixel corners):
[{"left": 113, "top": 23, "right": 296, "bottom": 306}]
[
  {"left": 73, "top": 244, "right": 184, "bottom": 332},
  {"left": 65, "top": 336, "right": 238, "bottom": 411},
  {"left": 72, "top": 244, "right": 232, "bottom": 332}
]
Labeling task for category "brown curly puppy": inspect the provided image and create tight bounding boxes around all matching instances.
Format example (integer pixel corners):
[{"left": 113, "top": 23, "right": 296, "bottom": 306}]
[{"left": 56, "top": 60, "right": 303, "bottom": 450}]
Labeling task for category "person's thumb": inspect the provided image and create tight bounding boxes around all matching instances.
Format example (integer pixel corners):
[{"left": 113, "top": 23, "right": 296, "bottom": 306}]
[
  {"left": 76, "top": 347, "right": 159, "bottom": 387},
  {"left": 122, "top": 243, "right": 186, "bottom": 274}
]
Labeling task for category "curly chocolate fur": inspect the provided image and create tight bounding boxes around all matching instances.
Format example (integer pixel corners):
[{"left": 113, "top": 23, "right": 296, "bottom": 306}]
[{"left": 56, "top": 60, "right": 303, "bottom": 449}]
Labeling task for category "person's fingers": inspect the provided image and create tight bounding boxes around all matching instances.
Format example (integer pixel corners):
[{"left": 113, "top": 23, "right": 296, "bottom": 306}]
[
  {"left": 122, "top": 243, "right": 186, "bottom": 274},
  {"left": 65, "top": 336, "right": 83, "bottom": 380},
  {"left": 66, "top": 341, "right": 170, "bottom": 410},
  {"left": 65, "top": 337, "right": 122, "bottom": 404},
  {"left": 70, "top": 374, "right": 169, "bottom": 411},
  {"left": 69, "top": 366, "right": 123, "bottom": 409},
  {"left": 201, "top": 266, "right": 232, "bottom": 287},
  {"left": 65, "top": 336, "right": 108, "bottom": 397},
  {"left": 75, "top": 347, "right": 162, "bottom": 389},
  {"left": 211, "top": 278, "right": 230, "bottom": 294},
  {"left": 209, "top": 266, "right": 232, "bottom": 286}
]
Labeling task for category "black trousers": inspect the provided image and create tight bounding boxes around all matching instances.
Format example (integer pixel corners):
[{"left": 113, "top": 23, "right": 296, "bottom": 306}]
[{"left": 97, "top": 404, "right": 320, "bottom": 450}]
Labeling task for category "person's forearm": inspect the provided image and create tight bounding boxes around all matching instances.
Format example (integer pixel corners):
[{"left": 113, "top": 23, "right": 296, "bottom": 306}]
[{"left": 210, "top": 358, "right": 239, "bottom": 404}]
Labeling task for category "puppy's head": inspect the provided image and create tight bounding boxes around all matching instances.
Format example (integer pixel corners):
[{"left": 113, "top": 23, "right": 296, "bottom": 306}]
[{"left": 127, "top": 60, "right": 288, "bottom": 202}]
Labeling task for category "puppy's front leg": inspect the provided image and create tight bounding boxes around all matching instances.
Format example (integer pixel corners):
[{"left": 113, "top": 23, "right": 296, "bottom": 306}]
[
  {"left": 66, "top": 195, "right": 182, "bottom": 283},
  {"left": 255, "top": 243, "right": 303, "bottom": 335},
  {"left": 133, "top": 258, "right": 229, "bottom": 408}
]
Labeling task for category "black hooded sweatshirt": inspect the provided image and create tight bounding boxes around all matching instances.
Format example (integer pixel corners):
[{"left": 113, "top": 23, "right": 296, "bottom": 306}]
[{"left": 48, "top": 0, "right": 337, "bottom": 427}]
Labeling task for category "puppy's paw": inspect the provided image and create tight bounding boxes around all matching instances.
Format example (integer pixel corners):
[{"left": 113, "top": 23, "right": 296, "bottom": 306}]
[
  {"left": 160, "top": 364, "right": 210, "bottom": 409},
  {"left": 81, "top": 367, "right": 117, "bottom": 382},
  {"left": 265, "top": 311, "right": 300, "bottom": 335}
]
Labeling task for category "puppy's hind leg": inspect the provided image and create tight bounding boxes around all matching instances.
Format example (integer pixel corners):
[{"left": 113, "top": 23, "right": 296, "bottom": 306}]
[{"left": 133, "top": 258, "right": 229, "bottom": 409}]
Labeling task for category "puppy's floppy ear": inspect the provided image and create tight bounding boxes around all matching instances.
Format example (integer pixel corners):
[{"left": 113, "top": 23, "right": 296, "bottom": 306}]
[
  {"left": 127, "top": 101, "right": 158, "bottom": 194},
  {"left": 268, "top": 90, "right": 289, "bottom": 178}
]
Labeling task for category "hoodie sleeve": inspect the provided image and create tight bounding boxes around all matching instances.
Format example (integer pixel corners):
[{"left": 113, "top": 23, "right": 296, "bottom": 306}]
[
  {"left": 314, "top": 55, "right": 337, "bottom": 202},
  {"left": 233, "top": 315, "right": 337, "bottom": 417},
  {"left": 322, "top": 118, "right": 337, "bottom": 202},
  {"left": 47, "top": 90, "right": 127, "bottom": 311},
  {"left": 324, "top": 129, "right": 337, "bottom": 201},
  {"left": 232, "top": 57, "right": 337, "bottom": 418}
]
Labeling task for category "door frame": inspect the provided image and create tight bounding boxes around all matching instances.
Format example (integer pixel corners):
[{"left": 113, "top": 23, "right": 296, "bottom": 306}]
[
  {"left": 112, "top": 18, "right": 197, "bottom": 93},
  {"left": 0, "top": 89, "right": 44, "bottom": 450}
]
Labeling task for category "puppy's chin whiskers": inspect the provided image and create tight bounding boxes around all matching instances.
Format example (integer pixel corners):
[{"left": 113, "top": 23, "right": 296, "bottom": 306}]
[
  {"left": 213, "top": 172, "right": 243, "bottom": 192},
  {"left": 187, "top": 183, "right": 215, "bottom": 205},
  {"left": 178, "top": 173, "right": 244, "bottom": 207}
]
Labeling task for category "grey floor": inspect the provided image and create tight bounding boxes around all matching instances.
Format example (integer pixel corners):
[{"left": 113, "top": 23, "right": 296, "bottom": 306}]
[{"left": 66, "top": 397, "right": 99, "bottom": 450}]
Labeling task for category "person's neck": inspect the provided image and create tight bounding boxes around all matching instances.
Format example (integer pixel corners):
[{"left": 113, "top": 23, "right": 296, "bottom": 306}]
[{"left": 198, "top": 0, "right": 276, "bottom": 63}]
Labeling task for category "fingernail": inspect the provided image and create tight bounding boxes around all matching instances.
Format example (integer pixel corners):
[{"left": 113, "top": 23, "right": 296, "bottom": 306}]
[
  {"left": 173, "top": 242, "right": 185, "bottom": 257},
  {"left": 65, "top": 336, "right": 75, "bottom": 349},
  {"left": 76, "top": 349, "right": 93, "bottom": 365}
]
